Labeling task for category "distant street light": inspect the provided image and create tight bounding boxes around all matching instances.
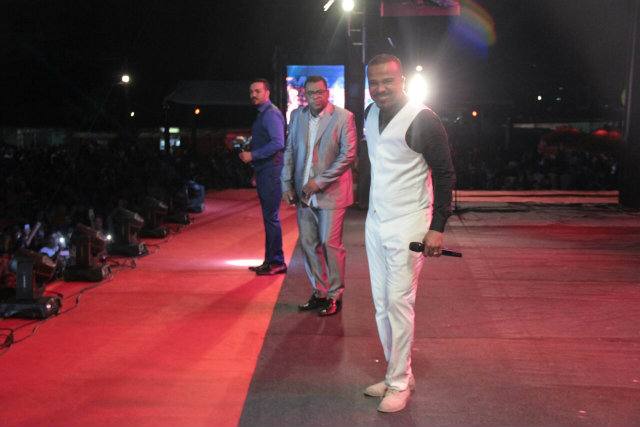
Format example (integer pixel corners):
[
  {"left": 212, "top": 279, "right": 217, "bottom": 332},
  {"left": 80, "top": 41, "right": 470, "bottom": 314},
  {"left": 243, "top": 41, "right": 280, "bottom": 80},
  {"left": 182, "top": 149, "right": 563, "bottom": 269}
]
[{"left": 89, "top": 74, "right": 132, "bottom": 131}]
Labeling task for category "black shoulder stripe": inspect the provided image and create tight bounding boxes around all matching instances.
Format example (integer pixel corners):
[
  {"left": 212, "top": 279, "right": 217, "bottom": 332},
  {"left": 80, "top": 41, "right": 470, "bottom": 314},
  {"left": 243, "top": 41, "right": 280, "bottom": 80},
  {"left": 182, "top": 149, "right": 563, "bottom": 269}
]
[{"left": 364, "top": 103, "right": 373, "bottom": 120}]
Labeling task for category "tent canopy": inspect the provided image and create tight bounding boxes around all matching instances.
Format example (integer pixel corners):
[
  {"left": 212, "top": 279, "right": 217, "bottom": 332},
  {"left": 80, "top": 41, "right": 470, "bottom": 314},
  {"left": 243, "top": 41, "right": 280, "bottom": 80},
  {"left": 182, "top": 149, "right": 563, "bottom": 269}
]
[{"left": 164, "top": 80, "right": 252, "bottom": 107}]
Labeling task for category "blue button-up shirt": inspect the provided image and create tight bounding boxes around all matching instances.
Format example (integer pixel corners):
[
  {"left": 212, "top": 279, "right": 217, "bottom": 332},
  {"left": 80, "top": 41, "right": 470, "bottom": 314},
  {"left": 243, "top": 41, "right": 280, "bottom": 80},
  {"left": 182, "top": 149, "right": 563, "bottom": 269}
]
[{"left": 251, "top": 100, "right": 285, "bottom": 171}]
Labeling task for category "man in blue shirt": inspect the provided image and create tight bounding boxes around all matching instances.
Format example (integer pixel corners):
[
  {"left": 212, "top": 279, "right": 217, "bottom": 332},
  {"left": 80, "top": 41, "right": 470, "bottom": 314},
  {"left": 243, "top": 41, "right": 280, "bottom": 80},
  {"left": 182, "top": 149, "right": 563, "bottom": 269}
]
[{"left": 240, "top": 78, "right": 287, "bottom": 275}]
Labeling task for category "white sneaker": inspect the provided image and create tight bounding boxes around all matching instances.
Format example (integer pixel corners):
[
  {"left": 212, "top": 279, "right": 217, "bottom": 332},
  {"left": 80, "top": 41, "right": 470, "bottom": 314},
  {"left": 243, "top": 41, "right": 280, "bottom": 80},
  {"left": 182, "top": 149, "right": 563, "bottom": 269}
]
[
  {"left": 363, "top": 374, "right": 415, "bottom": 397},
  {"left": 363, "top": 380, "right": 387, "bottom": 397},
  {"left": 377, "top": 387, "right": 411, "bottom": 412}
]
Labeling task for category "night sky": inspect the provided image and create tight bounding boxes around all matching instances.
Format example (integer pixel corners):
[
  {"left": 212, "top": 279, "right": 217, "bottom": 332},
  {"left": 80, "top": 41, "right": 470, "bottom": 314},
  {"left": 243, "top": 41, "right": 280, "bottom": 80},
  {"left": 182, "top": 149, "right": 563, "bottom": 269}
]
[{"left": 0, "top": 0, "right": 633, "bottom": 129}]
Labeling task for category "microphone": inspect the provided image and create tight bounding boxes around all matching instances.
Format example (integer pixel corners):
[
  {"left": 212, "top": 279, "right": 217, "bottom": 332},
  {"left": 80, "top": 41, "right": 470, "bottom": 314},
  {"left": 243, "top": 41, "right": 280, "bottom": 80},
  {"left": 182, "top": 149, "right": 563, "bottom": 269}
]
[{"left": 409, "top": 242, "right": 462, "bottom": 257}]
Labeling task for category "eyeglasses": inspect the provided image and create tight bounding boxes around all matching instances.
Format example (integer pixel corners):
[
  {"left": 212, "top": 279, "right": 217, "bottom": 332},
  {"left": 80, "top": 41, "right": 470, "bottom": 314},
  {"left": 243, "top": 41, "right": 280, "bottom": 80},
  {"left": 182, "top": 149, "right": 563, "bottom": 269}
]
[{"left": 305, "top": 89, "right": 328, "bottom": 97}]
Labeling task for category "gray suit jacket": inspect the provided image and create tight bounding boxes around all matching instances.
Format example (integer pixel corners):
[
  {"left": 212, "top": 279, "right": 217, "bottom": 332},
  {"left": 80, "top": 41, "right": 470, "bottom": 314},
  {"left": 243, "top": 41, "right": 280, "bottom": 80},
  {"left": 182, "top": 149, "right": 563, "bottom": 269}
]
[{"left": 281, "top": 103, "right": 357, "bottom": 209}]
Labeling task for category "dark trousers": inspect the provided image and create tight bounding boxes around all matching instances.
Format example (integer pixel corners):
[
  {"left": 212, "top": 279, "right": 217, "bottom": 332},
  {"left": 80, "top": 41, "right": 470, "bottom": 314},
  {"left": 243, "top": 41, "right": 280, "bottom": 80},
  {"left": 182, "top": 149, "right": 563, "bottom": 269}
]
[{"left": 256, "top": 166, "right": 284, "bottom": 264}]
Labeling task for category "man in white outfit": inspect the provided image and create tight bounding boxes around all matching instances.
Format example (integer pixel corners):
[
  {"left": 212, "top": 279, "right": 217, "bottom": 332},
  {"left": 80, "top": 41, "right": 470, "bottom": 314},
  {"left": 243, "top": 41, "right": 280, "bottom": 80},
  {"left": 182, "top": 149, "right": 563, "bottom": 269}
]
[{"left": 363, "top": 54, "right": 456, "bottom": 413}]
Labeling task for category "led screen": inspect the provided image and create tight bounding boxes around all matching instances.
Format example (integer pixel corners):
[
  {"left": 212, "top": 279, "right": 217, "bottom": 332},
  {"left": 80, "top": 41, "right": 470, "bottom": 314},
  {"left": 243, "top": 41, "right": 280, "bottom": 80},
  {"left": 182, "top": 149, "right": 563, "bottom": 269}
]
[
  {"left": 364, "top": 66, "right": 374, "bottom": 110},
  {"left": 286, "top": 65, "right": 345, "bottom": 123}
]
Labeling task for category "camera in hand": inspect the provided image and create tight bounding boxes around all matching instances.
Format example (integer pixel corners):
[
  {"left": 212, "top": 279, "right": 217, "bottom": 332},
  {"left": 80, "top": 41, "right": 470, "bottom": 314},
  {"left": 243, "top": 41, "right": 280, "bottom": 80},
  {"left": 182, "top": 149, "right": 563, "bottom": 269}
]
[
  {"left": 409, "top": 242, "right": 462, "bottom": 257},
  {"left": 232, "top": 136, "right": 252, "bottom": 153}
]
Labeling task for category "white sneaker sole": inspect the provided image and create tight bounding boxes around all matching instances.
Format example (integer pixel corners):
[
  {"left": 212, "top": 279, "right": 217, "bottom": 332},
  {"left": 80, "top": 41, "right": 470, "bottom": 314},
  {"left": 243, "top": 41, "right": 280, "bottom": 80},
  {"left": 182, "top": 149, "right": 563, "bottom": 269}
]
[{"left": 363, "top": 376, "right": 416, "bottom": 397}]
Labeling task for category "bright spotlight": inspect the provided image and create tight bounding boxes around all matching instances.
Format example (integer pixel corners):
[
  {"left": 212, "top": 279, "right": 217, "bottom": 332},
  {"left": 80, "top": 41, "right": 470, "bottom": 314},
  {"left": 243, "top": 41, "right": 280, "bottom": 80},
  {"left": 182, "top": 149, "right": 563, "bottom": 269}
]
[
  {"left": 416, "top": 65, "right": 423, "bottom": 72},
  {"left": 342, "top": 0, "right": 354, "bottom": 12},
  {"left": 323, "top": 0, "right": 335, "bottom": 11},
  {"left": 121, "top": 74, "right": 130, "bottom": 84},
  {"left": 408, "top": 73, "right": 430, "bottom": 104}
]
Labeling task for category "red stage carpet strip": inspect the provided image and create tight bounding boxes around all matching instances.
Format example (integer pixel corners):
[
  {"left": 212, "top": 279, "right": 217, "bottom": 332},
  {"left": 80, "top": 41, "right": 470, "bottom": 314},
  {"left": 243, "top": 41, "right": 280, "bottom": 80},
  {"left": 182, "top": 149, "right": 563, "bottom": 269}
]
[{"left": 0, "top": 189, "right": 299, "bottom": 427}]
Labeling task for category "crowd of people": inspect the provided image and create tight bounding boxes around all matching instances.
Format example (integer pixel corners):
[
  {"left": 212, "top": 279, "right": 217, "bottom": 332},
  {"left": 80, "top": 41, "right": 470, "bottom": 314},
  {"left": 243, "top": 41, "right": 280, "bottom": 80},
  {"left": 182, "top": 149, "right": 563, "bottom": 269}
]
[
  {"left": 0, "top": 125, "right": 619, "bottom": 288},
  {"left": 450, "top": 132, "right": 619, "bottom": 191},
  {"left": 0, "top": 138, "right": 252, "bottom": 284}
]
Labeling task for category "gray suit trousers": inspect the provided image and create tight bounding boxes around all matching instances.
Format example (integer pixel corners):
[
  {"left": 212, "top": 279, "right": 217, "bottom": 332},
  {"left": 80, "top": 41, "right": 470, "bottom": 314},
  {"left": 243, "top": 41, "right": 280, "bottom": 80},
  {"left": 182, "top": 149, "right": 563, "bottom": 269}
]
[{"left": 296, "top": 205, "right": 347, "bottom": 300}]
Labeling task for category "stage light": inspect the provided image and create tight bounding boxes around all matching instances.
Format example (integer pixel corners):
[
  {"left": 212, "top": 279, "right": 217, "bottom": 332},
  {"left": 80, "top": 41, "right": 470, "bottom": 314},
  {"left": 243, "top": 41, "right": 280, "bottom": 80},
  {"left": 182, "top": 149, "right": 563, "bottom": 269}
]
[
  {"left": 323, "top": 0, "right": 335, "bottom": 11},
  {"left": 139, "top": 197, "right": 170, "bottom": 238},
  {"left": 107, "top": 207, "right": 149, "bottom": 257},
  {"left": 166, "top": 189, "right": 191, "bottom": 225},
  {"left": 408, "top": 73, "right": 430, "bottom": 104},
  {"left": 186, "top": 180, "right": 205, "bottom": 213},
  {"left": 342, "top": 0, "right": 354, "bottom": 12},
  {"left": 64, "top": 224, "right": 111, "bottom": 282},
  {"left": 166, "top": 180, "right": 205, "bottom": 223},
  {"left": 0, "top": 248, "right": 61, "bottom": 318}
]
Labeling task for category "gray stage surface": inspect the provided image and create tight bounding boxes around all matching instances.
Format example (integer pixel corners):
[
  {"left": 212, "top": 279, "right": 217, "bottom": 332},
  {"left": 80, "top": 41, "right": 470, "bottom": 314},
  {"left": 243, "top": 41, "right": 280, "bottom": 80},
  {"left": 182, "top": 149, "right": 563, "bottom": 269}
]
[{"left": 239, "top": 198, "right": 640, "bottom": 427}]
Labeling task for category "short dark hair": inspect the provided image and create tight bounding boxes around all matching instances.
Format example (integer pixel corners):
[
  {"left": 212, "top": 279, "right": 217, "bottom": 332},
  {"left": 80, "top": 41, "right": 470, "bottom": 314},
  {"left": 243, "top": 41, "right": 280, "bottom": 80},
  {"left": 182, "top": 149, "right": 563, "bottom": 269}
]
[
  {"left": 367, "top": 54, "right": 403, "bottom": 74},
  {"left": 304, "top": 75, "right": 328, "bottom": 89},
  {"left": 251, "top": 78, "right": 271, "bottom": 92}
]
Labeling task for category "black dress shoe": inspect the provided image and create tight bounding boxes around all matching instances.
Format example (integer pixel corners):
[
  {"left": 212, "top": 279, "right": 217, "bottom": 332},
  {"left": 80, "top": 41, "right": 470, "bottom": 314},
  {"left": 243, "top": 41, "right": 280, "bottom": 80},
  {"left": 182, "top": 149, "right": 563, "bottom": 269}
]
[
  {"left": 318, "top": 298, "right": 342, "bottom": 317},
  {"left": 255, "top": 262, "right": 287, "bottom": 276},
  {"left": 298, "top": 294, "right": 327, "bottom": 311},
  {"left": 248, "top": 262, "right": 268, "bottom": 272}
]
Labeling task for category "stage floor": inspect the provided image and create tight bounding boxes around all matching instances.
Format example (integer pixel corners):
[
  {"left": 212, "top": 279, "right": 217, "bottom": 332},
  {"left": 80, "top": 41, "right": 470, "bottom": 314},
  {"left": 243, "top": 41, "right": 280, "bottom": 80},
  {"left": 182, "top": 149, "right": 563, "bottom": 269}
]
[{"left": 1, "top": 190, "right": 639, "bottom": 427}]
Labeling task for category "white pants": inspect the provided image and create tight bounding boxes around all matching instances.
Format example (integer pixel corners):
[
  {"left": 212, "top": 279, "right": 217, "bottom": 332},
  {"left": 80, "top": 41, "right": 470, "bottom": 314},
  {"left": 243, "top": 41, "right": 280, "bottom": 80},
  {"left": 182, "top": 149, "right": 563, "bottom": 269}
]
[{"left": 365, "top": 208, "right": 430, "bottom": 390}]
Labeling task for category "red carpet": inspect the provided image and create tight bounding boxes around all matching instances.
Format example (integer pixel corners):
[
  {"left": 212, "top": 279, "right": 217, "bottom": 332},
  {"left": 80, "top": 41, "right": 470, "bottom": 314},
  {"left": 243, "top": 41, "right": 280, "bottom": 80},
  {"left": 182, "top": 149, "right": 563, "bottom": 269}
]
[
  {"left": 2, "top": 190, "right": 637, "bottom": 427},
  {"left": 0, "top": 190, "right": 299, "bottom": 427}
]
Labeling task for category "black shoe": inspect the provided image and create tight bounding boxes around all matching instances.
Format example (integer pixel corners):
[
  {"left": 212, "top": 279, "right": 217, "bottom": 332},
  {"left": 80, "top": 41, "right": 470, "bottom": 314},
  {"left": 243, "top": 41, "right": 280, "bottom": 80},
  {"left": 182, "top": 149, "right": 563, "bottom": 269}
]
[
  {"left": 318, "top": 298, "right": 342, "bottom": 317},
  {"left": 298, "top": 294, "right": 327, "bottom": 311},
  {"left": 248, "top": 262, "right": 268, "bottom": 272},
  {"left": 255, "top": 262, "right": 287, "bottom": 276}
]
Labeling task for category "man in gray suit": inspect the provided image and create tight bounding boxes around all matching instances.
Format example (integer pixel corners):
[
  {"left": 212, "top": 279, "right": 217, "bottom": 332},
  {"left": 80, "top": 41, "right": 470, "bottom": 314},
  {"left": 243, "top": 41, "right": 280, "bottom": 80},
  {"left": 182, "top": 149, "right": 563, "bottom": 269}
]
[{"left": 281, "top": 75, "right": 357, "bottom": 316}]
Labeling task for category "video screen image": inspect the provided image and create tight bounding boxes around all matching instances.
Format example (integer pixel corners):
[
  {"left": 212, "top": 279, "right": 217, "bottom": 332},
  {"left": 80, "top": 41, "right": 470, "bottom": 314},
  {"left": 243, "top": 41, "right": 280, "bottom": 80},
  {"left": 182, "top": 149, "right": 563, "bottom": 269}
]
[
  {"left": 285, "top": 65, "right": 345, "bottom": 123},
  {"left": 364, "top": 66, "right": 374, "bottom": 109}
]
